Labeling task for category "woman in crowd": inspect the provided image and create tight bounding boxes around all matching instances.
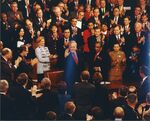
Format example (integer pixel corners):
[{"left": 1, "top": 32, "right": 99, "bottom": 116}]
[
  {"left": 109, "top": 43, "right": 126, "bottom": 82},
  {"left": 35, "top": 36, "right": 51, "bottom": 82}
]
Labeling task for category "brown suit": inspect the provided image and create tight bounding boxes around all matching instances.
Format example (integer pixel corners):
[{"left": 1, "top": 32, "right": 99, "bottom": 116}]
[{"left": 109, "top": 51, "right": 126, "bottom": 82}]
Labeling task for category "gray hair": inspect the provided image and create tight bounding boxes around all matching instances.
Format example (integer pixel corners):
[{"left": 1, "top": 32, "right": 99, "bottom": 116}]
[{"left": 0, "top": 80, "right": 9, "bottom": 93}]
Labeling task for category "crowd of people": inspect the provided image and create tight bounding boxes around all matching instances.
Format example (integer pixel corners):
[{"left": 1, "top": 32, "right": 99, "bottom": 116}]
[{"left": 1, "top": 0, "right": 150, "bottom": 120}]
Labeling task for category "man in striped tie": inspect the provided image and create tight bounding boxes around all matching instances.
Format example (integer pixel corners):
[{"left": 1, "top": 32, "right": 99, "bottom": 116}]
[{"left": 64, "top": 41, "right": 85, "bottom": 95}]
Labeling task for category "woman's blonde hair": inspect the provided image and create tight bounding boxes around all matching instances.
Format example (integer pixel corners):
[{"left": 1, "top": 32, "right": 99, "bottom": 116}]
[{"left": 36, "top": 36, "right": 45, "bottom": 44}]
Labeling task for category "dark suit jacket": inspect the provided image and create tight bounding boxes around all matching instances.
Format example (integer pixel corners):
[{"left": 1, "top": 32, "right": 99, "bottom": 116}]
[
  {"left": 37, "top": 89, "right": 59, "bottom": 119},
  {"left": 57, "top": 37, "right": 73, "bottom": 68},
  {"left": 138, "top": 76, "right": 150, "bottom": 103},
  {"left": 109, "top": 15, "right": 123, "bottom": 27},
  {"left": 15, "top": 55, "right": 33, "bottom": 78},
  {"left": 33, "top": 17, "right": 47, "bottom": 31},
  {"left": 1, "top": 56, "right": 15, "bottom": 83},
  {"left": 1, "top": 21, "right": 12, "bottom": 48},
  {"left": 8, "top": 83, "right": 36, "bottom": 120},
  {"left": 72, "top": 82, "right": 95, "bottom": 106},
  {"left": 123, "top": 104, "right": 140, "bottom": 120},
  {"left": 1, "top": 2, "right": 11, "bottom": 13},
  {"left": 1, "top": 94, "right": 16, "bottom": 120},
  {"left": 88, "top": 16, "right": 101, "bottom": 27},
  {"left": 108, "top": 34, "right": 126, "bottom": 51},
  {"left": 132, "top": 31, "right": 145, "bottom": 49},
  {"left": 69, "top": 26, "right": 84, "bottom": 49},
  {"left": 18, "top": 0, "right": 33, "bottom": 19},
  {"left": 88, "top": 35, "right": 97, "bottom": 53},
  {"left": 89, "top": 49, "right": 111, "bottom": 81},
  {"left": 99, "top": 7, "right": 110, "bottom": 23},
  {"left": 72, "top": 81, "right": 95, "bottom": 120},
  {"left": 45, "top": 32, "right": 62, "bottom": 55},
  {"left": 59, "top": 113, "right": 74, "bottom": 120}
]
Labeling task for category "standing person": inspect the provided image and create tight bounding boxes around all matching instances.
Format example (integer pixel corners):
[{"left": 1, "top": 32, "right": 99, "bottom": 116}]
[
  {"left": 0, "top": 80, "right": 16, "bottom": 120},
  {"left": 108, "top": 43, "right": 126, "bottom": 82},
  {"left": 64, "top": 41, "right": 84, "bottom": 95},
  {"left": 138, "top": 66, "right": 150, "bottom": 103},
  {"left": 72, "top": 70, "right": 95, "bottom": 120},
  {"left": 35, "top": 36, "right": 51, "bottom": 82},
  {"left": 1, "top": 48, "right": 21, "bottom": 84}
]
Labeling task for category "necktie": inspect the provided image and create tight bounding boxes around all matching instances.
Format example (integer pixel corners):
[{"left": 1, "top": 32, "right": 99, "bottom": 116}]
[
  {"left": 65, "top": 39, "right": 69, "bottom": 43},
  {"left": 72, "top": 52, "right": 78, "bottom": 64},
  {"left": 103, "top": 8, "right": 105, "bottom": 14},
  {"left": 94, "top": 53, "right": 98, "bottom": 61},
  {"left": 87, "top": 0, "right": 89, "bottom": 4},
  {"left": 118, "top": 35, "right": 120, "bottom": 40},
  {"left": 115, "top": 17, "right": 118, "bottom": 24}
]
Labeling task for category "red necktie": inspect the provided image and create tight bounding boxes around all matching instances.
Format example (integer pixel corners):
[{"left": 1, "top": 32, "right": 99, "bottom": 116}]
[
  {"left": 72, "top": 52, "right": 78, "bottom": 64},
  {"left": 94, "top": 53, "right": 98, "bottom": 61}
]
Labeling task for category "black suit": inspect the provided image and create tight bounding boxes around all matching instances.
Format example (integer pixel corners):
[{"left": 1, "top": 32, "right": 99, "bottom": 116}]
[
  {"left": 18, "top": 0, "right": 33, "bottom": 19},
  {"left": 132, "top": 31, "right": 145, "bottom": 49},
  {"left": 89, "top": 49, "right": 110, "bottom": 81},
  {"left": 70, "top": 26, "right": 83, "bottom": 49},
  {"left": 1, "top": 94, "right": 16, "bottom": 120},
  {"left": 108, "top": 34, "right": 126, "bottom": 51},
  {"left": 8, "top": 83, "right": 36, "bottom": 120},
  {"left": 123, "top": 104, "right": 140, "bottom": 120},
  {"left": 1, "top": 2, "right": 11, "bottom": 13},
  {"left": 33, "top": 17, "right": 47, "bottom": 32},
  {"left": 15, "top": 55, "right": 33, "bottom": 78},
  {"left": 9, "top": 83, "right": 36, "bottom": 120},
  {"left": 1, "top": 56, "right": 15, "bottom": 83},
  {"left": 88, "top": 16, "right": 101, "bottom": 27},
  {"left": 138, "top": 76, "right": 150, "bottom": 103},
  {"left": 59, "top": 113, "right": 74, "bottom": 120},
  {"left": 109, "top": 16, "right": 123, "bottom": 27},
  {"left": 88, "top": 35, "right": 97, "bottom": 53},
  {"left": 37, "top": 89, "right": 59, "bottom": 119},
  {"left": 1, "top": 21, "right": 12, "bottom": 48},
  {"left": 99, "top": 7, "right": 110, "bottom": 23},
  {"left": 72, "top": 81, "right": 95, "bottom": 120}
]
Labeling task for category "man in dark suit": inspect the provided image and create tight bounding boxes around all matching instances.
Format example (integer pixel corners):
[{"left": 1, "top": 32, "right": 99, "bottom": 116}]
[
  {"left": 133, "top": 22, "right": 146, "bottom": 50},
  {"left": 51, "top": 6, "right": 68, "bottom": 31},
  {"left": 108, "top": 25, "right": 126, "bottom": 51},
  {"left": 131, "top": 6, "right": 142, "bottom": 26},
  {"left": 69, "top": 17, "right": 83, "bottom": 49},
  {"left": 1, "top": 0, "right": 12, "bottom": 13},
  {"left": 14, "top": 45, "right": 38, "bottom": 80},
  {"left": 59, "top": 101, "right": 76, "bottom": 120},
  {"left": 1, "top": 12, "right": 12, "bottom": 49},
  {"left": 88, "top": 27, "right": 106, "bottom": 53},
  {"left": 37, "top": 78, "right": 59, "bottom": 119},
  {"left": 8, "top": 73, "right": 37, "bottom": 120},
  {"left": 7, "top": 2, "right": 24, "bottom": 27},
  {"left": 99, "top": 0, "right": 110, "bottom": 23},
  {"left": 18, "top": 0, "right": 33, "bottom": 19},
  {"left": 123, "top": 93, "right": 140, "bottom": 120},
  {"left": 0, "top": 79, "right": 16, "bottom": 120},
  {"left": 89, "top": 42, "right": 110, "bottom": 82},
  {"left": 24, "top": 19, "right": 37, "bottom": 59},
  {"left": 64, "top": 41, "right": 85, "bottom": 95},
  {"left": 36, "top": 0, "right": 53, "bottom": 19},
  {"left": 57, "top": 28, "right": 72, "bottom": 68},
  {"left": 89, "top": 8, "right": 101, "bottom": 27},
  {"left": 138, "top": 66, "right": 150, "bottom": 103},
  {"left": 109, "top": 7, "right": 123, "bottom": 28},
  {"left": 72, "top": 70, "right": 95, "bottom": 120},
  {"left": 33, "top": 8, "right": 47, "bottom": 34},
  {"left": 1, "top": 48, "right": 21, "bottom": 84}
]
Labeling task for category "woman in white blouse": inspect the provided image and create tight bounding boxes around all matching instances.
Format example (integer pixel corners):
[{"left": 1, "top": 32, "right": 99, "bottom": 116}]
[{"left": 35, "top": 36, "right": 51, "bottom": 82}]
